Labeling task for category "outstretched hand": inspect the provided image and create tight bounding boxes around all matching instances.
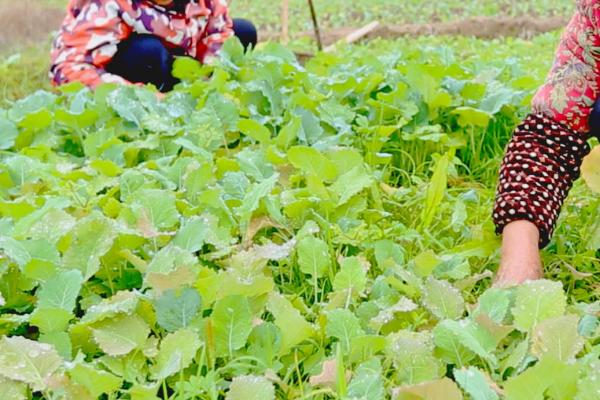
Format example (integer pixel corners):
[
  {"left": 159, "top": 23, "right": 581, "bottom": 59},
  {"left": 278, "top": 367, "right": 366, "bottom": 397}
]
[{"left": 494, "top": 220, "right": 543, "bottom": 288}]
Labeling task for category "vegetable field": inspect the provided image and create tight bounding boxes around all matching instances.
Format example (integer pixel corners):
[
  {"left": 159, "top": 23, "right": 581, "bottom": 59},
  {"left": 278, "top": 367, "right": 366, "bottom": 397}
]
[{"left": 0, "top": 4, "right": 600, "bottom": 400}]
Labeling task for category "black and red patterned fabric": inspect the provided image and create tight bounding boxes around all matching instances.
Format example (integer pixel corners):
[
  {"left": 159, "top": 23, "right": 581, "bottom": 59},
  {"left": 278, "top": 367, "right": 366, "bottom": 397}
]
[{"left": 493, "top": 114, "right": 590, "bottom": 248}]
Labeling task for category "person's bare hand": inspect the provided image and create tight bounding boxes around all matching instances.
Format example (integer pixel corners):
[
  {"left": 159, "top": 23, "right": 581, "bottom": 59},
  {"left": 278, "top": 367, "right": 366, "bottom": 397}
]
[{"left": 494, "top": 220, "right": 543, "bottom": 288}]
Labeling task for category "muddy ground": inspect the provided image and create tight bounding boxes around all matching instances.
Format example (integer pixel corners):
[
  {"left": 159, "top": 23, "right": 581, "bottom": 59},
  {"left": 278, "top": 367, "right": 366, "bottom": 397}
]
[{"left": 262, "top": 16, "right": 569, "bottom": 45}]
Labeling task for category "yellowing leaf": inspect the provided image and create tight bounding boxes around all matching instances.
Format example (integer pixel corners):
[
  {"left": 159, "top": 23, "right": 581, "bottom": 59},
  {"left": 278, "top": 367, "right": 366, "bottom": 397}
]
[
  {"left": 68, "top": 362, "right": 122, "bottom": 398},
  {"left": 226, "top": 375, "right": 275, "bottom": 400},
  {"left": 582, "top": 146, "right": 600, "bottom": 193},
  {"left": 392, "top": 377, "right": 463, "bottom": 400},
  {"left": 512, "top": 280, "right": 566, "bottom": 332},
  {"left": 152, "top": 328, "right": 201, "bottom": 380},
  {"left": 531, "top": 315, "right": 584, "bottom": 362},
  {"left": 0, "top": 336, "right": 62, "bottom": 391},
  {"left": 92, "top": 314, "right": 150, "bottom": 356}
]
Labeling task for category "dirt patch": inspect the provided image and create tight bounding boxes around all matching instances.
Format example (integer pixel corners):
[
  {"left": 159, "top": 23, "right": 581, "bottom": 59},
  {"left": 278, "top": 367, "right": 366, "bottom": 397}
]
[
  {"left": 0, "top": 0, "right": 65, "bottom": 53},
  {"left": 262, "top": 15, "right": 570, "bottom": 45}
]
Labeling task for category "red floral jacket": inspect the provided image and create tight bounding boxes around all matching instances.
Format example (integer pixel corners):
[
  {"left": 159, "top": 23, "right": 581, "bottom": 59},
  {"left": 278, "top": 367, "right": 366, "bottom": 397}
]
[
  {"left": 494, "top": 0, "right": 600, "bottom": 247},
  {"left": 50, "top": 0, "right": 233, "bottom": 88}
]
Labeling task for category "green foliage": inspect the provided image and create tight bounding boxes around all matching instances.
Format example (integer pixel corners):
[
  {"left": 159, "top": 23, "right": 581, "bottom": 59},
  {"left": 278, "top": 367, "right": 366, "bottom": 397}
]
[{"left": 0, "top": 30, "right": 599, "bottom": 399}]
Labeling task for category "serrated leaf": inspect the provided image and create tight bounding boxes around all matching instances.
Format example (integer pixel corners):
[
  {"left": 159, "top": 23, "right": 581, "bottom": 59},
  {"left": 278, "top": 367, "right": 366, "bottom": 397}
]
[
  {"left": 512, "top": 280, "right": 566, "bottom": 332},
  {"left": 80, "top": 291, "right": 139, "bottom": 325},
  {"left": 531, "top": 314, "right": 584, "bottom": 362},
  {"left": 330, "top": 166, "right": 373, "bottom": 206},
  {"left": 226, "top": 375, "right": 275, "bottom": 400},
  {"left": 154, "top": 287, "right": 202, "bottom": 332},
  {"left": 0, "top": 336, "right": 62, "bottom": 391},
  {"left": 326, "top": 309, "right": 365, "bottom": 353},
  {"left": 266, "top": 292, "right": 315, "bottom": 355},
  {"left": 0, "top": 376, "right": 28, "bottom": 400},
  {"left": 37, "top": 270, "right": 83, "bottom": 312},
  {"left": 386, "top": 330, "right": 443, "bottom": 384},
  {"left": 433, "top": 319, "right": 497, "bottom": 365},
  {"left": 454, "top": 367, "right": 499, "bottom": 400},
  {"left": 347, "top": 358, "right": 385, "bottom": 400},
  {"left": 212, "top": 295, "right": 253, "bottom": 358},
  {"left": 297, "top": 236, "right": 331, "bottom": 278},
  {"left": 504, "top": 356, "right": 579, "bottom": 400},
  {"left": 238, "top": 119, "right": 271, "bottom": 144},
  {"left": 474, "top": 287, "right": 513, "bottom": 324},
  {"left": 129, "top": 189, "right": 180, "bottom": 235},
  {"left": 30, "top": 307, "right": 72, "bottom": 333},
  {"left": 92, "top": 314, "right": 150, "bottom": 356},
  {"left": 68, "top": 362, "right": 122, "bottom": 397},
  {"left": 62, "top": 212, "right": 116, "bottom": 279},
  {"left": 287, "top": 146, "right": 337, "bottom": 181},
  {"left": 145, "top": 245, "right": 199, "bottom": 293},
  {"left": 333, "top": 256, "right": 367, "bottom": 299},
  {"left": 422, "top": 277, "right": 465, "bottom": 320},
  {"left": 152, "top": 328, "right": 201, "bottom": 380}
]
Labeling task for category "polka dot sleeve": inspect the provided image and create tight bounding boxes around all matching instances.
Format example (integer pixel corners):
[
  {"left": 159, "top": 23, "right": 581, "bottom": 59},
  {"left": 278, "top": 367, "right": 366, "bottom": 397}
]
[{"left": 493, "top": 113, "right": 590, "bottom": 248}]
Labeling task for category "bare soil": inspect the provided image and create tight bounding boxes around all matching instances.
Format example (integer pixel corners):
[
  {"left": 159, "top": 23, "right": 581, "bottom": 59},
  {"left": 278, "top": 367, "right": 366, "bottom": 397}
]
[{"left": 261, "top": 16, "right": 570, "bottom": 45}]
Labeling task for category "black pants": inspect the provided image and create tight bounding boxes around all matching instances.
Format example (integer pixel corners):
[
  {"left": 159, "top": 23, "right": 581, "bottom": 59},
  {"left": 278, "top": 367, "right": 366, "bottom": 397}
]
[
  {"left": 106, "top": 18, "right": 257, "bottom": 92},
  {"left": 590, "top": 99, "right": 600, "bottom": 138}
]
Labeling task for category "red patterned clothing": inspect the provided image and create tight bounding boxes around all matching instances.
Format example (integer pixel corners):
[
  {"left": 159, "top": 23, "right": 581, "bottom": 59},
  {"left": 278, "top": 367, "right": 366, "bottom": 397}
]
[
  {"left": 494, "top": 0, "right": 599, "bottom": 247},
  {"left": 51, "top": 0, "right": 233, "bottom": 88}
]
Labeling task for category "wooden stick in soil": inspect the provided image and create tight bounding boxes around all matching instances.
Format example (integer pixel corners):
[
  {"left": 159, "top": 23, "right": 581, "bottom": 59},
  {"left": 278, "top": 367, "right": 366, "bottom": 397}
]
[
  {"left": 281, "top": 0, "right": 289, "bottom": 44},
  {"left": 324, "top": 20, "right": 380, "bottom": 52},
  {"left": 307, "top": 0, "right": 323, "bottom": 51}
]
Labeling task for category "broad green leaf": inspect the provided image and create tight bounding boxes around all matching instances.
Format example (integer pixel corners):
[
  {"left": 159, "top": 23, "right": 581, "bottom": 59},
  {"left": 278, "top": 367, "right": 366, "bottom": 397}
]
[
  {"left": 62, "top": 212, "right": 116, "bottom": 279},
  {"left": 451, "top": 106, "right": 491, "bottom": 128},
  {"left": 288, "top": 146, "right": 337, "bottom": 182},
  {"left": 30, "top": 307, "right": 73, "bottom": 333},
  {"left": 333, "top": 256, "right": 367, "bottom": 299},
  {"left": 474, "top": 287, "right": 513, "bottom": 324},
  {"left": 531, "top": 314, "right": 584, "bottom": 362},
  {"left": 326, "top": 309, "right": 365, "bottom": 353},
  {"left": 266, "top": 292, "right": 316, "bottom": 355},
  {"left": 575, "top": 360, "right": 600, "bottom": 400},
  {"left": 512, "top": 280, "right": 566, "bottom": 332},
  {"left": 421, "top": 277, "right": 465, "bottom": 320},
  {"left": 36, "top": 270, "right": 83, "bottom": 312},
  {"left": 154, "top": 287, "right": 202, "bottom": 332},
  {"left": 247, "top": 322, "right": 282, "bottom": 369},
  {"left": 433, "top": 319, "right": 497, "bottom": 365},
  {"left": 454, "top": 367, "right": 499, "bottom": 400},
  {"left": 129, "top": 189, "right": 180, "bottom": 234},
  {"left": 152, "top": 328, "right": 201, "bottom": 380},
  {"left": 0, "top": 117, "right": 18, "bottom": 150},
  {"left": 212, "top": 295, "right": 253, "bottom": 358},
  {"left": 329, "top": 166, "right": 373, "bottom": 206},
  {"left": 92, "top": 314, "right": 150, "bottom": 356},
  {"left": 226, "top": 375, "right": 275, "bottom": 400},
  {"left": 145, "top": 245, "right": 199, "bottom": 293},
  {"left": 346, "top": 358, "right": 385, "bottom": 400},
  {"left": 234, "top": 173, "right": 279, "bottom": 230},
  {"left": 0, "top": 336, "right": 62, "bottom": 391},
  {"left": 504, "top": 356, "right": 579, "bottom": 400},
  {"left": 238, "top": 119, "right": 271, "bottom": 144},
  {"left": 386, "top": 330, "right": 443, "bottom": 384},
  {"left": 392, "top": 377, "right": 463, "bottom": 400},
  {"left": 68, "top": 362, "right": 122, "bottom": 398},
  {"left": 0, "top": 236, "right": 30, "bottom": 268},
  {"left": 297, "top": 236, "right": 331, "bottom": 278},
  {"left": 80, "top": 290, "right": 139, "bottom": 325}
]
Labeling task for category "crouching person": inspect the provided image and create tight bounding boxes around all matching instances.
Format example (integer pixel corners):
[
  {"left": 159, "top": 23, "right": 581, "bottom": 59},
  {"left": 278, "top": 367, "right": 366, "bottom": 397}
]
[{"left": 51, "top": 0, "right": 257, "bottom": 92}]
